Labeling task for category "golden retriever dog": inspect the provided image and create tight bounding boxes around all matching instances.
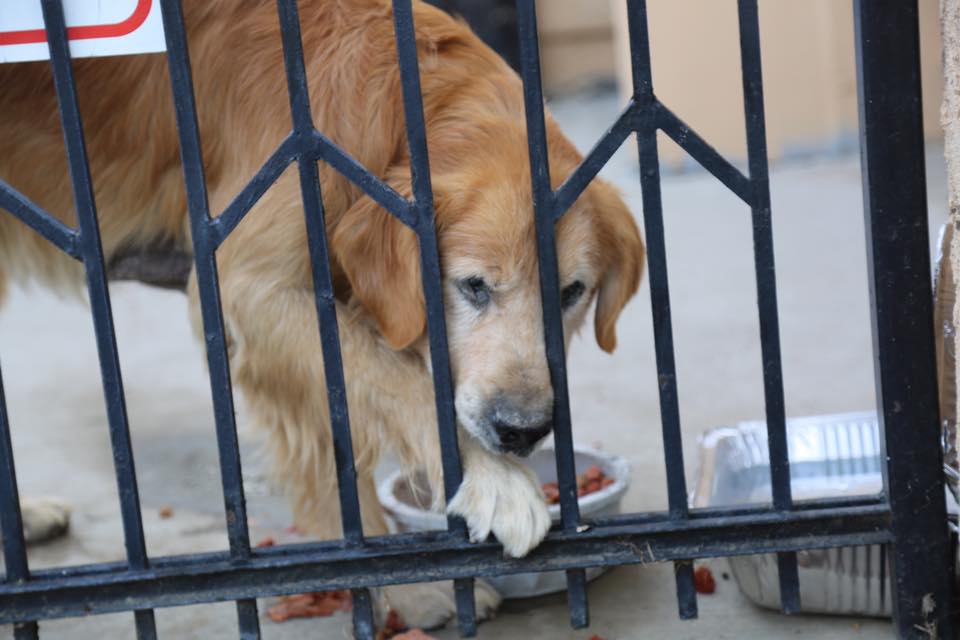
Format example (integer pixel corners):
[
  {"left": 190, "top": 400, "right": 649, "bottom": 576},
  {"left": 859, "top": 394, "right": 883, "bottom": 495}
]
[{"left": 0, "top": 0, "right": 643, "bottom": 628}]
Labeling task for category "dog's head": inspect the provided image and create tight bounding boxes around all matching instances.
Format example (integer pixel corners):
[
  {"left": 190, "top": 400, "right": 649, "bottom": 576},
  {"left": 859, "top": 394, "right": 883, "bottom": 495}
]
[{"left": 333, "top": 120, "right": 644, "bottom": 456}]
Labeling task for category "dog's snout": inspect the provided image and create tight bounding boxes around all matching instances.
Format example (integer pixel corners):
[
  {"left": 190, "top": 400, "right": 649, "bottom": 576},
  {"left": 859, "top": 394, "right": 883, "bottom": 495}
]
[
  {"left": 493, "top": 421, "right": 552, "bottom": 456},
  {"left": 483, "top": 392, "right": 553, "bottom": 455}
]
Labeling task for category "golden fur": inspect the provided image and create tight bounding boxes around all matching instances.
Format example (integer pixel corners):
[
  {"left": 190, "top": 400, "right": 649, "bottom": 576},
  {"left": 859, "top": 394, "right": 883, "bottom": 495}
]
[{"left": 0, "top": 0, "right": 644, "bottom": 627}]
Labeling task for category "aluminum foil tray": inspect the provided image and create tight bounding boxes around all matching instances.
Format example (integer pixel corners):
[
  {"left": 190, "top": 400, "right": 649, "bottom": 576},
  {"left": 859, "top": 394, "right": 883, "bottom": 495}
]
[
  {"left": 690, "top": 411, "right": 952, "bottom": 617},
  {"left": 687, "top": 223, "right": 958, "bottom": 617}
]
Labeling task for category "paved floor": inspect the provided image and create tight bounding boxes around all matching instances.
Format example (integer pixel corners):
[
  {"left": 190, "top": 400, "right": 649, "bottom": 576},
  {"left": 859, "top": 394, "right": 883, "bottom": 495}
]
[{"left": 0, "top": 90, "right": 949, "bottom": 638}]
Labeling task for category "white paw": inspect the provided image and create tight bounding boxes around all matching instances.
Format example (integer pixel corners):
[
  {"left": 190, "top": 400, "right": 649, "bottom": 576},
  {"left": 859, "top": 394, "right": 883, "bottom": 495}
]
[
  {"left": 20, "top": 496, "right": 71, "bottom": 544},
  {"left": 446, "top": 455, "right": 551, "bottom": 558},
  {"left": 382, "top": 579, "right": 501, "bottom": 630}
]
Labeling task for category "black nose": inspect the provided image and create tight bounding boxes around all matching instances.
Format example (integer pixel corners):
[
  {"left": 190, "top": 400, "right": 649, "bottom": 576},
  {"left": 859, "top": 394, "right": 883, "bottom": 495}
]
[{"left": 493, "top": 421, "right": 552, "bottom": 456}]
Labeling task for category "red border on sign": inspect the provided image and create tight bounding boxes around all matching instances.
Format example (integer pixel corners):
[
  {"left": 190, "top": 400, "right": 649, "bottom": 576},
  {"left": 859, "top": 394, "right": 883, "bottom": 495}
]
[{"left": 0, "top": 0, "right": 153, "bottom": 46}]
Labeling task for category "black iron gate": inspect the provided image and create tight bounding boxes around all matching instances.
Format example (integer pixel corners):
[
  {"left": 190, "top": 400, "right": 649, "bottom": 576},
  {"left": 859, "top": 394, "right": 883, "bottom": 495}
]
[{"left": 0, "top": 0, "right": 953, "bottom": 638}]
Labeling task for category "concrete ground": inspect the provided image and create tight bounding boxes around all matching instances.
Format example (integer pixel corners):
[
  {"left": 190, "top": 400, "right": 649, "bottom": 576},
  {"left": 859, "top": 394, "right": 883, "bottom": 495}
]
[{"left": 0, "top": 90, "right": 949, "bottom": 638}]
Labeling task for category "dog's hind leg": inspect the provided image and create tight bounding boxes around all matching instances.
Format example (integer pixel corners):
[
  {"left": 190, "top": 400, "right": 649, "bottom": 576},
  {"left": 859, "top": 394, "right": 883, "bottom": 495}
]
[
  {"left": 20, "top": 497, "right": 72, "bottom": 543},
  {"left": 294, "top": 446, "right": 503, "bottom": 629},
  {"left": 381, "top": 578, "right": 501, "bottom": 631},
  {"left": 350, "top": 471, "right": 502, "bottom": 630}
]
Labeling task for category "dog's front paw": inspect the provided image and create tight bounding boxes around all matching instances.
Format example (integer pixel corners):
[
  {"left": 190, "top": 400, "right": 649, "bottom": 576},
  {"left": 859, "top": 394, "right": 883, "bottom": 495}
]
[{"left": 447, "top": 455, "right": 550, "bottom": 558}]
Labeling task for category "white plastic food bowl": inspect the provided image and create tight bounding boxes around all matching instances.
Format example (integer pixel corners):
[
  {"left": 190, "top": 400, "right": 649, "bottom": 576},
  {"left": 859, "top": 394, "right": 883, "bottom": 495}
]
[{"left": 377, "top": 445, "right": 630, "bottom": 599}]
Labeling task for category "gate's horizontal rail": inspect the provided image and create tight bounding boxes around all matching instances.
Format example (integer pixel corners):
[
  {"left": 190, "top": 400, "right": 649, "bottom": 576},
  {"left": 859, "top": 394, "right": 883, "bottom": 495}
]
[{"left": 0, "top": 502, "right": 890, "bottom": 624}]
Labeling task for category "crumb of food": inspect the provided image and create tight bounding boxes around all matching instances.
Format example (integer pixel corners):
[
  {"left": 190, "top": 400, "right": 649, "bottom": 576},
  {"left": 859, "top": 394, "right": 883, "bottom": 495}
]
[
  {"left": 255, "top": 537, "right": 275, "bottom": 547},
  {"left": 721, "top": 572, "right": 730, "bottom": 581},
  {"left": 266, "top": 590, "right": 352, "bottom": 622},
  {"left": 543, "top": 466, "right": 614, "bottom": 505},
  {"left": 391, "top": 631, "right": 436, "bottom": 640},
  {"left": 158, "top": 505, "right": 173, "bottom": 519},
  {"left": 384, "top": 610, "right": 405, "bottom": 632},
  {"left": 693, "top": 566, "right": 716, "bottom": 594},
  {"left": 375, "top": 610, "right": 407, "bottom": 640},
  {"left": 375, "top": 611, "right": 436, "bottom": 639},
  {"left": 542, "top": 481, "right": 560, "bottom": 504}
]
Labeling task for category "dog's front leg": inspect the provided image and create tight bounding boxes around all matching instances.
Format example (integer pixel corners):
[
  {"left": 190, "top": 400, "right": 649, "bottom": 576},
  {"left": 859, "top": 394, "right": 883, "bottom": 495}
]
[{"left": 446, "top": 436, "right": 552, "bottom": 558}]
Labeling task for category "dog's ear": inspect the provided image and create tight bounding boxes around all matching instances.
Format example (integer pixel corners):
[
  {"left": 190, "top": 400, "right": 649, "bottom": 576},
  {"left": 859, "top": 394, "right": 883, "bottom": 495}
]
[
  {"left": 590, "top": 180, "right": 645, "bottom": 353},
  {"left": 332, "top": 168, "right": 425, "bottom": 350}
]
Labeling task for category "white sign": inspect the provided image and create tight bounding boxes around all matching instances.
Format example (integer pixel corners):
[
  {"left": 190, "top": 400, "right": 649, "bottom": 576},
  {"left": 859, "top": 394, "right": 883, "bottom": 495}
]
[{"left": 0, "top": 0, "right": 166, "bottom": 63}]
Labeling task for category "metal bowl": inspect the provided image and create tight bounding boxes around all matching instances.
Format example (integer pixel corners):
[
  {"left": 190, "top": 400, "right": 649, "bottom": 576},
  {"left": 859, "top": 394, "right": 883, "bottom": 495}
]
[{"left": 378, "top": 445, "right": 630, "bottom": 599}]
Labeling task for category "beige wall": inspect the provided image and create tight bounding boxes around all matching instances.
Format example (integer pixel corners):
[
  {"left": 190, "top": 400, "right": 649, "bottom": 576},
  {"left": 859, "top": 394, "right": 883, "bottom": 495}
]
[
  {"left": 537, "top": 0, "right": 616, "bottom": 93},
  {"left": 539, "top": 1, "right": 943, "bottom": 168}
]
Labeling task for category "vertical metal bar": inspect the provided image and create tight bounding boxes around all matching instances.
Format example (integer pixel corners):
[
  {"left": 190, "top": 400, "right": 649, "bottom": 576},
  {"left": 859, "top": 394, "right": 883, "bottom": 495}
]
[
  {"left": 453, "top": 578, "right": 478, "bottom": 637},
  {"left": 39, "top": 1, "right": 157, "bottom": 636},
  {"left": 391, "top": 2, "right": 477, "bottom": 633},
  {"left": 736, "top": 0, "right": 788, "bottom": 527},
  {"left": 133, "top": 612, "right": 157, "bottom": 640},
  {"left": 158, "top": 2, "right": 266, "bottom": 636},
  {"left": 854, "top": 0, "right": 955, "bottom": 636},
  {"left": 391, "top": 0, "right": 467, "bottom": 521},
  {"left": 515, "top": 0, "right": 579, "bottom": 531},
  {"left": 0, "top": 367, "right": 29, "bottom": 584},
  {"left": 515, "top": 0, "right": 589, "bottom": 629},
  {"left": 674, "top": 560, "right": 697, "bottom": 620},
  {"left": 159, "top": 0, "right": 252, "bottom": 560},
  {"left": 735, "top": 0, "right": 799, "bottom": 614},
  {"left": 236, "top": 599, "right": 261, "bottom": 640},
  {"left": 564, "top": 568, "right": 589, "bottom": 628},
  {"left": 624, "top": 0, "right": 696, "bottom": 620},
  {"left": 275, "top": 2, "right": 379, "bottom": 631},
  {"left": 41, "top": 0, "right": 149, "bottom": 566},
  {"left": 350, "top": 588, "right": 375, "bottom": 640},
  {"left": 634, "top": 153, "right": 690, "bottom": 515},
  {"left": 276, "top": 0, "right": 365, "bottom": 544},
  {"left": 13, "top": 623, "right": 39, "bottom": 640},
  {"left": 879, "top": 543, "right": 888, "bottom": 611},
  {"left": 773, "top": 553, "right": 800, "bottom": 614},
  {"left": 0, "top": 367, "right": 37, "bottom": 640}
]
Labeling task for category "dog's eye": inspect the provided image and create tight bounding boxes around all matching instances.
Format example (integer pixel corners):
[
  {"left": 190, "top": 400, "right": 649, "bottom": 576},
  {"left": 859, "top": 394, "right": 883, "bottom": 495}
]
[
  {"left": 458, "top": 276, "right": 492, "bottom": 308},
  {"left": 561, "top": 280, "right": 585, "bottom": 310}
]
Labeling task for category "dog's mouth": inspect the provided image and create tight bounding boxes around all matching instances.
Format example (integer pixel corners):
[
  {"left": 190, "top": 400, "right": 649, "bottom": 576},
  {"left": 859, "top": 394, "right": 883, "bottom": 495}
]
[{"left": 497, "top": 441, "right": 541, "bottom": 457}]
